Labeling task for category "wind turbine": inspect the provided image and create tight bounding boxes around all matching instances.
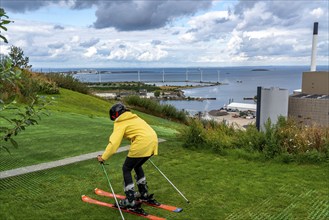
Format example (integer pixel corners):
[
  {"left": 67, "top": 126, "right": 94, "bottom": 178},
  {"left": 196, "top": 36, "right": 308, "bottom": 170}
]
[{"left": 185, "top": 68, "right": 189, "bottom": 82}]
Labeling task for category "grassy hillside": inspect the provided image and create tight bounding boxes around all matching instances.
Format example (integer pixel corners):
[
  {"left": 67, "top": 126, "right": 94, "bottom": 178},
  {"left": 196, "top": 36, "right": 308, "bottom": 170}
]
[
  {"left": 0, "top": 89, "right": 328, "bottom": 220},
  {"left": 0, "top": 88, "right": 184, "bottom": 170},
  {"left": 47, "top": 88, "right": 112, "bottom": 117}
]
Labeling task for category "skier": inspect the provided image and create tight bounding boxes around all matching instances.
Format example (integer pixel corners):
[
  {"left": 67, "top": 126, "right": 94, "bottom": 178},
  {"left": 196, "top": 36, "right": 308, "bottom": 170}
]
[{"left": 97, "top": 103, "right": 159, "bottom": 212}]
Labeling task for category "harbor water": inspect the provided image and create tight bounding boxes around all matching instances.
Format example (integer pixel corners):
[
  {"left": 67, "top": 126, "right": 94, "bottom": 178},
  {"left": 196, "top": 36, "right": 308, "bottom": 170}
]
[{"left": 52, "top": 66, "right": 328, "bottom": 113}]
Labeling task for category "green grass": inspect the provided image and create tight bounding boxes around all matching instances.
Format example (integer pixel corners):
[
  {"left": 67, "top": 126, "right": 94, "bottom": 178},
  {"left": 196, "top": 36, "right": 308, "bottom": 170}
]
[
  {"left": 1, "top": 89, "right": 328, "bottom": 219},
  {"left": 47, "top": 88, "right": 112, "bottom": 117},
  {"left": 0, "top": 89, "right": 184, "bottom": 170},
  {"left": 0, "top": 111, "right": 181, "bottom": 171},
  {"left": 1, "top": 141, "right": 328, "bottom": 219}
]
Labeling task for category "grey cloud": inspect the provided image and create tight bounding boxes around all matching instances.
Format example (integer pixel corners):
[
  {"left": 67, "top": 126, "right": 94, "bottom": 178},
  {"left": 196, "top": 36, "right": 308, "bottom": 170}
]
[
  {"left": 242, "top": 40, "right": 294, "bottom": 56},
  {"left": 226, "top": 0, "right": 329, "bottom": 61},
  {"left": 93, "top": 0, "right": 213, "bottom": 31},
  {"left": 27, "top": 48, "right": 50, "bottom": 57},
  {"left": 70, "top": 0, "right": 99, "bottom": 10},
  {"left": 151, "top": 40, "right": 162, "bottom": 45},
  {"left": 1, "top": 0, "right": 54, "bottom": 13},
  {"left": 235, "top": 34, "right": 315, "bottom": 58},
  {"left": 54, "top": 25, "right": 65, "bottom": 30},
  {"left": 97, "top": 49, "right": 110, "bottom": 56},
  {"left": 186, "top": 28, "right": 198, "bottom": 33},
  {"left": 215, "top": 17, "right": 229, "bottom": 24},
  {"left": 3, "top": 0, "right": 213, "bottom": 31},
  {"left": 1, "top": 0, "right": 98, "bottom": 13},
  {"left": 233, "top": 0, "right": 328, "bottom": 29},
  {"left": 48, "top": 43, "right": 64, "bottom": 49},
  {"left": 79, "top": 38, "right": 100, "bottom": 47}
]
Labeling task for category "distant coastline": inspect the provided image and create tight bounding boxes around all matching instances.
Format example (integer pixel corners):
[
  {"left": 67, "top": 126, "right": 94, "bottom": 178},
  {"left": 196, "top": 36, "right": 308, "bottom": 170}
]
[{"left": 251, "top": 68, "right": 270, "bottom": 71}]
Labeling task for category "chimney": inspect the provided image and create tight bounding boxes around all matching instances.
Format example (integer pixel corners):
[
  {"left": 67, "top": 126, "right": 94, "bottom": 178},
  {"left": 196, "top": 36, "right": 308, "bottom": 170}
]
[{"left": 310, "top": 22, "right": 318, "bottom": 71}]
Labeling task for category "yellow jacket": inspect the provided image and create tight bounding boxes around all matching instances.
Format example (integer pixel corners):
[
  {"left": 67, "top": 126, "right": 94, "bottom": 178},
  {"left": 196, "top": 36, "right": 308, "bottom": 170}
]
[{"left": 101, "top": 111, "right": 158, "bottom": 160}]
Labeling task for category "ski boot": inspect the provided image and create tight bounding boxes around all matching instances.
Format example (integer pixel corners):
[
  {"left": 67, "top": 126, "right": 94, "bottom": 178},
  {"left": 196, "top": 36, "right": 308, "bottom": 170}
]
[
  {"left": 117, "top": 190, "right": 148, "bottom": 215},
  {"left": 136, "top": 178, "right": 161, "bottom": 206}
]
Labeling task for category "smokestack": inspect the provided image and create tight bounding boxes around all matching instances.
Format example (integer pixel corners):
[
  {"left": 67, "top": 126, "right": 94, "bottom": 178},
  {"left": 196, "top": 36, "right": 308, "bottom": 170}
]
[{"left": 310, "top": 22, "right": 318, "bottom": 71}]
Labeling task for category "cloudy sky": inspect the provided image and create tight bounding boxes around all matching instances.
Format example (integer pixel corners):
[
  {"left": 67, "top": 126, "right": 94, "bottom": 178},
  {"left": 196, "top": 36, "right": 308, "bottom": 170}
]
[{"left": 0, "top": 0, "right": 328, "bottom": 68}]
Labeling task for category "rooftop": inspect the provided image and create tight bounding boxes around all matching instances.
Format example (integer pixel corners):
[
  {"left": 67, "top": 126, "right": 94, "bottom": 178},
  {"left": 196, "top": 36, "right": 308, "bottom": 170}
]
[
  {"left": 226, "top": 102, "right": 257, "bottom": 111},
  {"left": 291, "top": 93, "right": 329, "bottom": 100}
]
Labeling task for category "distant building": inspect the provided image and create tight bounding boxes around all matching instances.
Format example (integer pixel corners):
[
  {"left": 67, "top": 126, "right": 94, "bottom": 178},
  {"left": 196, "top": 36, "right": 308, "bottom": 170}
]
[
  {"left": 227, "top": 102, "right": 256, "bottom": 112},
  {"left": 139, "top": 89, "right": 147, "bottom": 97},
  {"left": 288, "top": 71, "right": 329, "bottom": 126},
  {"left": 256, "top": 87, "right": 289, "bottom": 131}
]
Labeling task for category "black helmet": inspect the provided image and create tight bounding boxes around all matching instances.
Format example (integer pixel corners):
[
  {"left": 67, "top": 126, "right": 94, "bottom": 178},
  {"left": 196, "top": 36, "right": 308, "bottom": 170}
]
[{"left": 109, "top": 103, "right": 126, "bottom": 121}]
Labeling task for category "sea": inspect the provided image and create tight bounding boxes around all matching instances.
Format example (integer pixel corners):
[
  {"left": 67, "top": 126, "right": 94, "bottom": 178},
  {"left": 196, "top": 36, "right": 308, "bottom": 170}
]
[{"left": 42, "top": 66, "right": 329, "bottom": 114}]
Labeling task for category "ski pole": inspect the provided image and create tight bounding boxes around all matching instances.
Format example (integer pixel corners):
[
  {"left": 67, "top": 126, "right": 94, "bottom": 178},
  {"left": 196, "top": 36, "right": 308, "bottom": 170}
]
[
  {"left": 100, "top": 163, "right": 125, "bottom": 220},
  {"left": 149, "top": 159, "right": 190, "bottom": 203}
]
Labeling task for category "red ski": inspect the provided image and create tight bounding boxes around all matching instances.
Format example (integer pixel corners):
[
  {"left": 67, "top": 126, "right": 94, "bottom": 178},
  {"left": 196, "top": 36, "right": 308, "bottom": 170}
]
[
  {"left": 81, "top": 195, "right": 166, "bottom": 220},
  {"left": 95, "top": 188, "right": 183, "bottom": 213}
]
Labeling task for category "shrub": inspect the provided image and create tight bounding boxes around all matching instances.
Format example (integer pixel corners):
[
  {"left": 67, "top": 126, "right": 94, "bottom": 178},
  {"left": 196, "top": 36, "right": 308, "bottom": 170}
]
[
  {"left": 181, "top": 119, "right": 207, "bottom": 149},
  {"left": 44, "top": 73, "right": 89, "bottom": 94},
  {"left": 262, "top": 119, "right": 281, "bottom": 158},
  {"left": 154, "top": 90, "right": 161, "bottom": 97},
  {"left": 276, "top": 117, "right": 329, "bottom": 154},
  {"left": 181, "top": 115, "right": 328, "bottom": 163},
  {"left": 234, "top": 125, "right": 265, "bottom": 152},
  {"left": 180, "top": 118, "right": 235, "bottom": 154},
  {"left": 0, "top": 58, "right": 21, "bottom": 103},
  {"left": 123, "top": 96, "right": 187, "bottom": 123},
  {"left": 206, "top": 130, "right": 232, "bottom": 154}
]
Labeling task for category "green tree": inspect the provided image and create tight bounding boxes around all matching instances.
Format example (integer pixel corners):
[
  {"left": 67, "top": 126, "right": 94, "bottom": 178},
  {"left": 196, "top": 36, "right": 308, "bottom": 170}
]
[
  {"left": 0, "top": 9, "right": 49, "bottom": 153},
  {"left": 154, "top": 90, "right": 161, "bottom": 98},
  {"left": 8, "top": 45, "right": 32, "bottom": 69},
  {"left": 0, "top": 8, "right": 12, "bottom": 43}
]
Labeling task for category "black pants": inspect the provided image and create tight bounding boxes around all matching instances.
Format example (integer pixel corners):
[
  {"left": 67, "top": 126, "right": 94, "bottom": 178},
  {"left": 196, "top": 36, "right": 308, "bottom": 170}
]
[{"left": 122, "top": 156, "right": 151, "bottom": 192}]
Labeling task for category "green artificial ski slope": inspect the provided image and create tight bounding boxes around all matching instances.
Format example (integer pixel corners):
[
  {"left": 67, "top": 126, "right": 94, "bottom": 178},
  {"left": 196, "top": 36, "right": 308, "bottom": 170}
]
[{"left": 0, "top": 89, "right": 328, "bottom": 219}]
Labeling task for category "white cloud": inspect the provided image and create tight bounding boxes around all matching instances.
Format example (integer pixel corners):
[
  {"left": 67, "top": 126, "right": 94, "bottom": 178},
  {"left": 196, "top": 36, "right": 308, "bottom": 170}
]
[
  {"left": 227, "top": 29, "right": 243, "bottom": 54},
  {"left": 137, "top": 46, "right": 168, "bottom": 61},
  {"left": 70, "top": 35, "right": 80, "bottom": 43},
  {"left": 242, "top": 28, "right": 294, "bottom": 40},
  {"left": 105, "top": 41, "right": 168, "bottom": 62},
  {"left": 49, "top": 44, "right": 71, "bottom": 58},
  {"left": 310, "top": 8, "right": 324, "bottom": 18},
  {"left": 1, "top": 0, "right": 328, "bottom": 67},
  {"left": 179, "top": 32, "right": 196, "bottom": 43},
  {"left": 179, "top": 10, "right": 235, "bottom": 43},
  {"left": 84, "top": 46, "right": 97, "bottom": 57}
]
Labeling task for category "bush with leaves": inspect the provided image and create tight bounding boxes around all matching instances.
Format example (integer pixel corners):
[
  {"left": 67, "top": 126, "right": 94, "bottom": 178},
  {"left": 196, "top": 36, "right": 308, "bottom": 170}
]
[
  {"left": 262, "top": 119, "right": 281, "bottom": 158},
  {"left": 0, "top": 8, "right": 11, "bottom": 43},
  {"left": 181, "top": 116, "right": 328, "bottom": 163},
  {"left": 276, "top": 117, "right": 329, "bottom": 155},
  {"left": 8, "top": 46, "right": 32, "bottom": 69},
  {"left": 181, "top": 119, "right": 207, "bottom": 149},
  {"left": 0, "top": 97, "right": 52, "bottom": 153},
  {"left": 19, "top": 70, "right": 59, "bottom": 99},
  {"left": 124, "top": 95, "right": 187, "bottom": 123},
  {"left": 0, "top": 8, "right": 52, "bottom": 153},
  {"left": 0, "top": 58, "right": 21, "bottom": 102},
  {"left": 234, "top": 125, "right": 265, "bottom": 152},
  {"left": 44, "top": 73, "right": 89, "bottom": 94}
]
